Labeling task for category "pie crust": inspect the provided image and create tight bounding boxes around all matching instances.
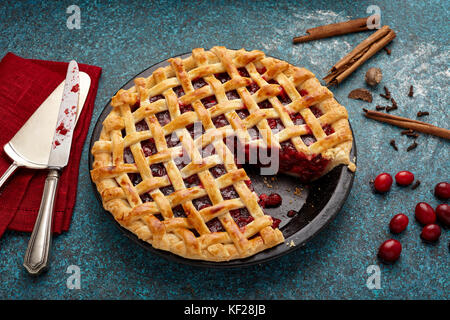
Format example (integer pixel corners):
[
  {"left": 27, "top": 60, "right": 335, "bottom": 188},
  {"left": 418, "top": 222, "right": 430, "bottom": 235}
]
[{"left": 90, "top": 46, "right": 355, "bottom": 261}]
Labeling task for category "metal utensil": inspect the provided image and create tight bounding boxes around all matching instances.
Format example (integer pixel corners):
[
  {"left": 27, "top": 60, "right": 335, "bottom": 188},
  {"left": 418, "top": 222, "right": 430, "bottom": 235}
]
[
  {"left": 0, "top": 72, "right": 91, "bottom": 188},
  {"left": 23, "top": 60, "right": 81, "bottom": 275}
]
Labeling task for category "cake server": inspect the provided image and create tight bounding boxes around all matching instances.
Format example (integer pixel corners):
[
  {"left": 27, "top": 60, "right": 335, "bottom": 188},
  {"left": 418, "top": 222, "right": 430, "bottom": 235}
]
[
  {"left": 0, "top": 72, "right": 90, "bottom": 188},
  {"left": 23, "top": 60, "right": 82, "bottom": 275}
]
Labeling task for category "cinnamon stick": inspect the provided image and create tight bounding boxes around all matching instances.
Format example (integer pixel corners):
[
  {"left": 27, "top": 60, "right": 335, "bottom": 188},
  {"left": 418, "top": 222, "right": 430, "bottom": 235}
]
[
  {"left": 324, "top": 25, "right": 396, "bottom": 85},
  {"left": 363, "top": 109, "right": 450, "bottom": 140},
  {"left": 293, "top": 17, "right": 370, "bottom": 44}
]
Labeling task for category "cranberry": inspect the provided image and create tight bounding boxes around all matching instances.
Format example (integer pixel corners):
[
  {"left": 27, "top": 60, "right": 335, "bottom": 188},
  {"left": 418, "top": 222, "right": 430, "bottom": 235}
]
[
  {"left": 258, "top": 100, "right": 272, "bottom": 109},
  {"left": 420, "top": 224, "right": 441, "bottom": 242},
  {"left": 266, "top": 193, "right": 282, "bottom": 207},
  {"left": 373, "top": 173, "right": 393, "bottom": 193},
  {"left": 230, "top": 208, "right": 254, "bottom": 228},
  {"left": 258, "top": 194, "right": 269, "bottom": 208},
  {"left": 434, "top": 182, "right": 450, "bottom": 200},
  {"left": 378, "top": 239, "right": 402, "bottom": 263},
  {"left": 389, "top": 214, "right": 409, "bottom": 234},
  {"left": 287, "top": 210, "right": 297, "bottom": 217},
  {"left": 415, "top": 202, "right": 436, "bottom": 225},
  {"left": 322, "top": 124, "right": 335, "bottom": 135},
  {"left": 298, "top": 89, "right": 308, "bottom": 96},
  {"left": 395, "top": 171, "right": 414, "bottom": 186},
  {"left": 271, "top": 217, "right": 281, "bottom": 229},
  {"left": 436, "top": 204, "right": 450, "bottom": 227},
  {"left": 309, "top": 106, "right": 323, "bottom": 118}
]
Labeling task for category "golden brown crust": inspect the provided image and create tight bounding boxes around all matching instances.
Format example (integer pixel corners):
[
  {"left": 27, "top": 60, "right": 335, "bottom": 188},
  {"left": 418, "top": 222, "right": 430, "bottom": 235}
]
[{"left": 91, "top": 46, "right": 354, "bottom": 261}]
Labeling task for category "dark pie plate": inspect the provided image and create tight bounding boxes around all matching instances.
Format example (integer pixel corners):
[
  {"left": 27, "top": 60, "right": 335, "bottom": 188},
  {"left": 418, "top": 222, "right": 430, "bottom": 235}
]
[{"left": 88, "top": 53, "right": 356, "bottom": 268}]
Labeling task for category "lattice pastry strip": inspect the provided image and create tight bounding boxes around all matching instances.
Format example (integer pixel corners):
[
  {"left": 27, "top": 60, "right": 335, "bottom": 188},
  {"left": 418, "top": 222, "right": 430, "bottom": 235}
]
[{"left": 91, "top": 46, "right": 355, "bottom": 261}]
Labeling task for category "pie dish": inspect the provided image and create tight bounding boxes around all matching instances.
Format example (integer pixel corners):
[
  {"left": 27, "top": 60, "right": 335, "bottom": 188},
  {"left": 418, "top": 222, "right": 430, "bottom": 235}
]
[{"left": 90, "top": 46, "right": 355, "bottom": 261}]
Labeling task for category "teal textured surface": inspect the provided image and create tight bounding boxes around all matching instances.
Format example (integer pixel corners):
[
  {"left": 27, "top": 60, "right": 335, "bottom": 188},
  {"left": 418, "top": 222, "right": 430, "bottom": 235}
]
[{"left": 0, "top": 0, "right": 448, "bottom": 299}]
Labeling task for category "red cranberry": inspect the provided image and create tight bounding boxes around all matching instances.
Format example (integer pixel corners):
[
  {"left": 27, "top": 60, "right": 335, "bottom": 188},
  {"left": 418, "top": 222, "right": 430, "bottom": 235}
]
[
  {"left": 378, "top": 239, "right": 402, "bottom": 263},
  {"left": 287, "top": 210, "right": 297, "bottom": 217},
  {"left": 374, "top": 173, "right": 393, "bottom": 193},
  {"left": 395, "top": 171, "right": 414, "bottom": 186},
  {"left": 271, "top": 217, "right": 281, "bottom": 229},
  {"left": 415, "top": 202, "right": 436, "bottom": 225},
  {"left": 298, "top": 89, "right": 308, "bottom": 96},
  {"left": 420, "top": 224, "right": 441, "bottom": 242},
  {"left": 434, "top": 182, "right": 450, "bottom": 200},
  {"left": 389, "top": 214, "right": 409, "bottom": 234},
  {"left": 258, "top": 194, "right": 269, "bottom": 208},
  {"left": 436, "top": 204, "right": 450, "bottom": 227},
  {"left": 266, "top": 193, "right": 282, "bottom": 207}
]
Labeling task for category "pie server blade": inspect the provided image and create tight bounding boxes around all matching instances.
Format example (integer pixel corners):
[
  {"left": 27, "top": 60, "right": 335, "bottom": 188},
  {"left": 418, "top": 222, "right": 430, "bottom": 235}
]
[{"left": 0, "top": 71, "right": 91, "bottom": 188}]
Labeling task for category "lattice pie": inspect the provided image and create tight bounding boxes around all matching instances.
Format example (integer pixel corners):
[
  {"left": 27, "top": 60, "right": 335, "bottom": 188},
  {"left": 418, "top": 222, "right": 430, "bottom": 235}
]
[{"left": 90, "top": 46, "right": 355, "bottom": 261}]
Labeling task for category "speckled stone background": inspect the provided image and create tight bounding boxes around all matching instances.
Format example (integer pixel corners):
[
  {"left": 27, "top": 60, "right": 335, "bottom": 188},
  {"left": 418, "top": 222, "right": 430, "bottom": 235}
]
[{"left": 0, "top": 0, "right": 448, "bottom": 300}]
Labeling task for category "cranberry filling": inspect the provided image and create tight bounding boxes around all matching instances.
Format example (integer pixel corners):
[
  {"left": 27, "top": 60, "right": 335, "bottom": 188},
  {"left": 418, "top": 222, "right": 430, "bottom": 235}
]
[
  {"left": 267, "top": 118, "right": 285, "bottom": 133},
  {"left": 210, "top": 164, "right": 227, "bottom": 178},
  {"left": 244, "top": 179, "right": 254, "bottom": 192},
  {"left": 271, "top": 217, "right": 281, "bottom": 229},
  {"left": 215, "top": 72, "right": 231, "bottom": 84},
  {"left": 309, "top": 106, "right": 322, "bottom": 118},
  {"left": 278, "top": 140, "right": 329, "bottom": 181},
  {"left": 226, "top": 90, "right": 240, "bottom": 100},
  {"left": 142, "top": 138, "right": 157, "bottom": 156},
  {"left": 192, "top": 77, "right": 208, "bottom": 89},
  {"left": 128, "top": 173, "right": 142, "bottom": 186},
  {"left": 201, "top": 95, "right": 217, "bottom": 109},
  {"left": 165, "top": 133, "right": 180, "bottom": 148},
  {"left": 289, "top": 112, "right": 305, "bottom": 125},
  {"left": 257, "top": 66, "right": 266, "bottom": 75},
  {"left": 236, "top": 108, "right": 249, "bottom": 120},
  {"left": 173, "top": 151, "right": 191, "bottom": 170},
  {"left": 301, "top": 134, "right": 317, "bottom": 146},
  {"left": 186, "top": 122, "right": 204, "bottom": 139},
  {"left": 149, "top": 95, "right": 164, "bottom": 103},
  {"left": 180, "top": 104, "right": 194, "bottom": 114},
  {"left": 150, "top": 163, "right": 167, "bottom": 177},
  {"left": 247, "top": 82, "right": 259, "bottom": 94},
  {"left": 124, "top": 147, "right": 134, "bottom": 164},
  {"left": 206, "top": 208, "right": 256, "bottom": 232},
  {"left": 160, "top": 185, "right": 175, "bottom": 196},
  {"left": 201, "top": 144, "right": 216, "bottom": 158},
  {"left": 278, "top": 88, "right": 291, "bottom": 105},
  {"left": 184, "top": 174, "right": 201, "bottom": 188},
  {"left": 237, "top": 67, "right": 250, "bottom": 78},
  {"left": 172, "top": 205, "right": 187, "bottom": 218},
  {"left": 192, "top": 196, "right": 212, "bottom": 211},
  {"left": 212, "top": 114, "right": 229, "bottom": 128},
  {"left": 220, "top": 185, "right": 239, "bottom": 200},
  {"left": 323, "top": 124, "right": 334, "bottom": 135},
  {"left": 206, "top": 218, "right": 224, "bottom": 232},
  {"left": 298, "top": 88, "right": 308, "bottom": 96},
  {"left": 230, "top": 208, "right": 254, "bottom": 228},
  {"left": 130, "top": 100, "right": 140, "bottom": 110},
  {"left": 155, "top": 111, "right": 171, "bottom": 126},
  {"left": 258, "top": 100, "right": 272, "bottom": 109},
  {"left": 248, "top": 126, "right": 261, "bottom": 140},
  {"left": 140, "top": 193, "right": 152, "bottom": 203},
  {"left": 173, "top": 85, "right": 185, "bottom": 98},
  {"left": 135, "top": 119, "right": 149, "bottom": 132},
  {"left": 224, "top": 135, "right": 239, "bottom": 155}
]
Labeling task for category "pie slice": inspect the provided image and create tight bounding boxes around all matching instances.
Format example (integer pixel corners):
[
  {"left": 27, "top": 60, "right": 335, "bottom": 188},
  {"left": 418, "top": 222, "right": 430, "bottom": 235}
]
[{"left": 90, "top": 46, "right": 355, "bottom": 261}]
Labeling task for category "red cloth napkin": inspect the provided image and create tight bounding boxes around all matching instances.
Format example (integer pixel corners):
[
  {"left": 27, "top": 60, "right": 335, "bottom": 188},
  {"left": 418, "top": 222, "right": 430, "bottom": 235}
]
[{"left": 0, "top": 53, "right": 101, "bottom": 237}]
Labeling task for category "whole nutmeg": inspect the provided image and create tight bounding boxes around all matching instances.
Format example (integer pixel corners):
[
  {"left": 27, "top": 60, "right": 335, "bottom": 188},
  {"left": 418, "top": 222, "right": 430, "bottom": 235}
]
[{"left": 365, "top": 67, "right": 382, "bottom": 86}]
